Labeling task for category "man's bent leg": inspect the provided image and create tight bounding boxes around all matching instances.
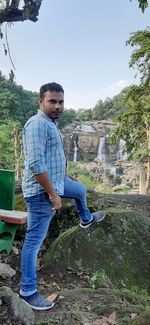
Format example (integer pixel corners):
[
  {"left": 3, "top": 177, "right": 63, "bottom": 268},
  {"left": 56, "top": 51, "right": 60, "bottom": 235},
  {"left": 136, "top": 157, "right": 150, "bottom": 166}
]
[
  {"left": 20, "top": 193, "right": 55, "bottom": 296},
  {"left": 61, "top": 176, "right": 92, "bottom": 223},
  {"left": 61, "top": 177, "right": 105, "bottom": 228}
]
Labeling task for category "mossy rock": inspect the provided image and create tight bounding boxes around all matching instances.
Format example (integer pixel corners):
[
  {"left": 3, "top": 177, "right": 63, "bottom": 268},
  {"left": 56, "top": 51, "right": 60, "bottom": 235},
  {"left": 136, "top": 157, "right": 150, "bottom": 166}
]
[
  {"left": 130, "top": 311, "right": 150, "bottom": 325},
  {"left": 42, "top": 208, "right": 150, "bottom": 290}
]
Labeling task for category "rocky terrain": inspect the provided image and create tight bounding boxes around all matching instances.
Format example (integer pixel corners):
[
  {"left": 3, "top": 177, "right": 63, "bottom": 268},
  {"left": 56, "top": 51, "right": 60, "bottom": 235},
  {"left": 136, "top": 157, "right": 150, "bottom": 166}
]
[{"left": 0, "top": 191, "right": 150, "bottom": 325}]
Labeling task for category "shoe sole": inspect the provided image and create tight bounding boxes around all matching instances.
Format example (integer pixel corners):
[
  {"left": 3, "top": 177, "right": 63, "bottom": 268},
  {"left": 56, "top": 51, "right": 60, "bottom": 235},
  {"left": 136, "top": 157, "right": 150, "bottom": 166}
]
[
  {"left": 80, "top": 213, "right": 105, "bottom": 229},
  {"left": 80, "top": 222, "right": 93, "bottom": 229},
  {"left": 95, "top": 213, "right": 105, "bottom": 223},
  {"left": 20, "top": 297, "right": 55, "bottom": 311}
]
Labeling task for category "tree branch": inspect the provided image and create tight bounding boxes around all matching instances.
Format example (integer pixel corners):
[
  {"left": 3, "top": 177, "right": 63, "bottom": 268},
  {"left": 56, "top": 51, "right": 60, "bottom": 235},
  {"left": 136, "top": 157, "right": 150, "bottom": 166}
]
[{"left": 0, "top": 0, "right": 43, "bottom": 23}]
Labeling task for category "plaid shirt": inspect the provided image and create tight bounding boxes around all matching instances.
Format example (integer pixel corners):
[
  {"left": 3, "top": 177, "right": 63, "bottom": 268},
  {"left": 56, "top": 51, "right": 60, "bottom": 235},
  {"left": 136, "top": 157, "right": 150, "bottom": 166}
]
[{"left": 22, "top": 109, "right": 66, "bottom": 198}]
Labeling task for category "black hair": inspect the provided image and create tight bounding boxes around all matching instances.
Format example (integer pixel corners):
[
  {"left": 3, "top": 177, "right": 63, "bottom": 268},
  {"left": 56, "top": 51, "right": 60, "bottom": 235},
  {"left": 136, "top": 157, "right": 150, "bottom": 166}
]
[{"left": 40, "top": 82, "right": 64, "bottom": 99}]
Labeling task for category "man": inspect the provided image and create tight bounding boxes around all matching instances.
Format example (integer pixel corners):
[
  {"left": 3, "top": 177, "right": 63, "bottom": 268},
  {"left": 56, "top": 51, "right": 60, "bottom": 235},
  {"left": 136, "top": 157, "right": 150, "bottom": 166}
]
[{"left": 19, "top": 82, "right": 105, "bottom": 310}]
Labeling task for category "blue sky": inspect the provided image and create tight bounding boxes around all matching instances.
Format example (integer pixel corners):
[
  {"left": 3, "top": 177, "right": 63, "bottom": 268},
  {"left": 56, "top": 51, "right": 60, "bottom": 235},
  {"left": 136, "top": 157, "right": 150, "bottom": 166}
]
[{"left": 0, "top": 0, "right": 149, "bottom": 109}]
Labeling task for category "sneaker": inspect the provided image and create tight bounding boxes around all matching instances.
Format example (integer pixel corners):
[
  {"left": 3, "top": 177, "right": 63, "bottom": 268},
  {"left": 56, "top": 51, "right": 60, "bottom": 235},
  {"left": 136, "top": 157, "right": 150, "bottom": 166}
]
[
  {"left": 19, "top": 291, "right": 54, "bottom": 311},
  {"left": 80, "top": 210, "right": 105, "bottom": 229}
]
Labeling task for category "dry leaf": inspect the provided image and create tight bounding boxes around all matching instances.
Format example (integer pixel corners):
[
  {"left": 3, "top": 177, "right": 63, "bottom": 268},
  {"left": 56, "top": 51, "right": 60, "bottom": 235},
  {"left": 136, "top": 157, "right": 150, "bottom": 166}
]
[
  {"left": 92, "top": 318, "right": 109, "bottom": 325},
  {"left": 47, "top": 293, "right": 58, "bottom": 302},
  {"left": 108, "top": 311, "right": 116, "bottom": 324},
  {"left": 131, "top": 313, "right": 137, "bottom": 319}
]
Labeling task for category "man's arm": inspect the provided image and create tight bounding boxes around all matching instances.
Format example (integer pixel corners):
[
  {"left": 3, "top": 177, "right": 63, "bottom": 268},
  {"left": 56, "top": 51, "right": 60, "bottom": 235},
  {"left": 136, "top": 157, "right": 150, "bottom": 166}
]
[{"left": 35, "top": 172, "right": 62, "bottom": 210}]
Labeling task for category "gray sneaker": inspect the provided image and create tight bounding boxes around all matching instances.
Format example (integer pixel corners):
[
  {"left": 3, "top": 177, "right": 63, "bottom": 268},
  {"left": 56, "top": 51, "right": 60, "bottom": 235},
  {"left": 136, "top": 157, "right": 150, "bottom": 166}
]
[
  {"left": 80, "top": 210, "right": 105, "bottom": 229},
  {"left": 19, "top": 291, "right": 54, "bottom": 311}
]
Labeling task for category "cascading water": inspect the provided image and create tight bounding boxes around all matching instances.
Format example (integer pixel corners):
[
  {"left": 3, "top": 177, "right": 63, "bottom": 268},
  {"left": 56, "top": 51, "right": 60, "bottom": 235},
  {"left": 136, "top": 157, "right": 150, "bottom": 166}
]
[
  {"left": 97, "top": 136, "right": 107, "bottom": 162},
  {"left": 73, "top": 140, "right": 78, "bottom": 162},
  {"left": 117, "top": 139, "right": 127, "bottom": 160},
  {"left": 76, "top": 124, "right": 95, "bottom": 132}
]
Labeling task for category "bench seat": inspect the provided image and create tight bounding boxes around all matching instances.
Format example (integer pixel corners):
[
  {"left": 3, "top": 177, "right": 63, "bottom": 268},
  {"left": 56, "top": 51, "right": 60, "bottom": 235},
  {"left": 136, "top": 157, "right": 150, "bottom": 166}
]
[
  {"left": 0, "top": 210, "right": 27, "bottom": 253},
  {"left": 0, "top": 209, "right": 27, "bottom": 224}
]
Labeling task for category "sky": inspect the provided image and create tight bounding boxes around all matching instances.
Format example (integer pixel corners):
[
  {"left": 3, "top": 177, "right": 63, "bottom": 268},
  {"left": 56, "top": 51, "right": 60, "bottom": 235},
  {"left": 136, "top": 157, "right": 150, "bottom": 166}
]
[{"left": 0, "top": 0, "right": 150, "bottom": 109}]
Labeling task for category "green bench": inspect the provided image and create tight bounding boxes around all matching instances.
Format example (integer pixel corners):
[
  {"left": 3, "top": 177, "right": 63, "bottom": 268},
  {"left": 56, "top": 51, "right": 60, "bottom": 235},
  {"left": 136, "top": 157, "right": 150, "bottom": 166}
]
[{"left": 0, "top": 170, "right": 27, "bottom": 253}]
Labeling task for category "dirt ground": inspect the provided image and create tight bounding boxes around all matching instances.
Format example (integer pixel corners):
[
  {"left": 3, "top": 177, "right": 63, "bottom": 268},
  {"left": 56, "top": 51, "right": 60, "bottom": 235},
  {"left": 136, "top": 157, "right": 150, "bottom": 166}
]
[{"left": 0, "top": 247, "right": 145, "bottom": 325}]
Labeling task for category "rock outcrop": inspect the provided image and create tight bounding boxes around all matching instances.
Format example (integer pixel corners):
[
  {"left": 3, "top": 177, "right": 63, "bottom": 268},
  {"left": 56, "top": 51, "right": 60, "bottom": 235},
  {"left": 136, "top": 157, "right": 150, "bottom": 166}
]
[
  {"left": 42, "top": 193, "right": 150, "bottom": 291},
  {"left": 62, "top": 121, "right": 122, "bottom": 162}
]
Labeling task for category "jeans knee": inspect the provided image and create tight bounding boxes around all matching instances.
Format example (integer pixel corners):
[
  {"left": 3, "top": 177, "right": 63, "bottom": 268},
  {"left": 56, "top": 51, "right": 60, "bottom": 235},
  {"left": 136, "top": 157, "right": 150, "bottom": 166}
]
[
  {"left": 25, "top": 231, "right": 46, "bottom": 248},
  {"left": 77, "top": 182, "right": 87, "bottom": 199}
]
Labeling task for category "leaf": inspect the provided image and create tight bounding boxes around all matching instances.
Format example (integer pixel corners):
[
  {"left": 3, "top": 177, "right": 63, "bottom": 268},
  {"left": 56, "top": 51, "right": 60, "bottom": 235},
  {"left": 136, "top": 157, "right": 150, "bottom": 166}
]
[
  {"left": 108, "top": 311, "right": 116, "bottom": 324},
  {"left": 47, "top": 293, "right": 58, "bottom": 302},
  {"left": 92, "top": 318, "right": 109, "bottom": 325},
  {"left": 131, "top": 313, "right": 138, "bottom": 319}
]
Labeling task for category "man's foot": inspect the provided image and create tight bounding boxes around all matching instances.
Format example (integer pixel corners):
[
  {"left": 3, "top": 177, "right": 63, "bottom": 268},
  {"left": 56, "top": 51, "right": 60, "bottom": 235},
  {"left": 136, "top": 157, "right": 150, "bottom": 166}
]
[
  {"left": 19, "top": 291, "right": 54, "bottom": 311},
  {"left": 80, "top": 210, "right": 105, "bottom": 229}
]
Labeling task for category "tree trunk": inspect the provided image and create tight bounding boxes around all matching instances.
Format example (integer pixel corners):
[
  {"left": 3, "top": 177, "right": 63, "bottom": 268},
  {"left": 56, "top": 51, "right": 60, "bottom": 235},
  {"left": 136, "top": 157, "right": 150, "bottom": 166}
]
[
  {"left": 139, "top": 164, "right": 146, "bottom": 194},
  {"left": 146, "top": 129, "right": 150, "bottom": 195}
]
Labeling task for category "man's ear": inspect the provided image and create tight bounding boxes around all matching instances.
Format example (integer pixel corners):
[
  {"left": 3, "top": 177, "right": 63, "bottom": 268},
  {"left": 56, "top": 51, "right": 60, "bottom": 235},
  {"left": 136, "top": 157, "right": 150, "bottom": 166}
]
[{"left": 39, "top": 98, "right": 42, "bottom": 108}]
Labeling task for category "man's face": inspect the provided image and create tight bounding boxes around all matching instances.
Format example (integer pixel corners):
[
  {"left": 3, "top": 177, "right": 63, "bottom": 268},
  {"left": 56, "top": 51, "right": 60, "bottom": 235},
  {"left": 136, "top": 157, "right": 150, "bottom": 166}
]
[{"left": 39, "top": 90, "right": 64, "bottom": 120}]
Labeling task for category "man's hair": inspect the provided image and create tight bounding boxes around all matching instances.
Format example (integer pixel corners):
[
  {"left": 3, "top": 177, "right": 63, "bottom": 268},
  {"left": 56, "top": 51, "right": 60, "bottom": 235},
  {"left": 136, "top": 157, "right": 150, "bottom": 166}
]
[{"left": 40, "top": 82, "right": 64, "bottom": 99}]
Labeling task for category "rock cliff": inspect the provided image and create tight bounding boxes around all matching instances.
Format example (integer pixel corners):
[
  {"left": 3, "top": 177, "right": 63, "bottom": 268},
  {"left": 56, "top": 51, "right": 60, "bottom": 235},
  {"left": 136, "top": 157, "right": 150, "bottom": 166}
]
[{"left": 62, "top": 121, "right": 124, "bottom": 162}]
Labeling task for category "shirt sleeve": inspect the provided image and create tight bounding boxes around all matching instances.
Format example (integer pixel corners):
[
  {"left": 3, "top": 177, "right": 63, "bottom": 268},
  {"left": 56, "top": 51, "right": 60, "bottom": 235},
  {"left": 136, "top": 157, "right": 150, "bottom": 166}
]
[{"left": 24, "top": 118, "right": 48, "bottom": 175}]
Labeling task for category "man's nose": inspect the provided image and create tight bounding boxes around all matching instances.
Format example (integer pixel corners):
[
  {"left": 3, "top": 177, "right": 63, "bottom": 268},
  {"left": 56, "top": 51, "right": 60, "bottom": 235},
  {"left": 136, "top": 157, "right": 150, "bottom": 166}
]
[{"left": 55, "top": 102, "right": 62, "bottom": 110}]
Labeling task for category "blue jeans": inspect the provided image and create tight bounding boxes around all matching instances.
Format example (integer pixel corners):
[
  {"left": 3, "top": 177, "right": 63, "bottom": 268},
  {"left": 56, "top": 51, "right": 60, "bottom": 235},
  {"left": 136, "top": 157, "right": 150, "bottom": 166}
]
[{"left": 20, "top": 176, "right": 92, "bottom": 295}]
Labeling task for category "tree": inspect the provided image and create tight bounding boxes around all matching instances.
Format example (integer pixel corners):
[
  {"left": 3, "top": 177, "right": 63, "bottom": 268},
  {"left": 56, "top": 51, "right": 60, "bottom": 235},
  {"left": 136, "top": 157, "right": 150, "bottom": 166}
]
[
  {"left": 0, "top": 72, "right": 39, "bottom": 125},
  {"left": 92, "top": 100, "right": 105, "bottom": 120},
  {"left": 0, "top": 0, "right": 148, "bottom": 24},
  {"left": 58, "top": 108, "right": 77, "bottom": 129},
  {"left": 134, "top": 0, "right": 149, "bottom": 12},
  {"left": 111, "top": 28, "right": 150, "bottom": 194},
  {"left": 126, "top": 28, "right": 150, "bottom": 82},
  {"left": 0, "top": 1, "right": 43, "bottom": 23}
]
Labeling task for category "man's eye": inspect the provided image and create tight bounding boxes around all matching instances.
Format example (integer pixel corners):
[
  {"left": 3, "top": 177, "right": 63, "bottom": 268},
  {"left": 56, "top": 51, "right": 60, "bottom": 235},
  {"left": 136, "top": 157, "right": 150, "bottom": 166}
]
[{"left": 49, "top": 100, "right": 56, "bottom": 104}]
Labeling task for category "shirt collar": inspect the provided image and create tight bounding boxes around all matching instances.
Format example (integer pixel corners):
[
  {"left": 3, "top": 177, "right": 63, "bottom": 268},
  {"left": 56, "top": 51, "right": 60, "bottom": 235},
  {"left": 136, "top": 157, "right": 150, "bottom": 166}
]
[{"left": 37, "top": 109, "right": 58, "bottom": 125}]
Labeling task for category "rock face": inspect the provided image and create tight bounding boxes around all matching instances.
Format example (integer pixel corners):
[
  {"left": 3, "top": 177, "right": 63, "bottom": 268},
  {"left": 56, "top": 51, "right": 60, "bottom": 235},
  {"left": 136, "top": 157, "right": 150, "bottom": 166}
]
[
  {"left": 43, "top": 194, "right": 150, "bottom": 290},
  {"left": 62, "top": 121, "right": 122, "bottom": 162},
  {"left": 0, "top": 286, "right": 34, "bottom": 325}
]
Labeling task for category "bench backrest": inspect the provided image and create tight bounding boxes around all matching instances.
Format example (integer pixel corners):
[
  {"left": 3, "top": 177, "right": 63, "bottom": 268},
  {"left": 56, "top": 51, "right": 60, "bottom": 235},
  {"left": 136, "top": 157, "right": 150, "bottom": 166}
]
[{"left": 0, "top": 169, "right": 15, "bottom": 210}]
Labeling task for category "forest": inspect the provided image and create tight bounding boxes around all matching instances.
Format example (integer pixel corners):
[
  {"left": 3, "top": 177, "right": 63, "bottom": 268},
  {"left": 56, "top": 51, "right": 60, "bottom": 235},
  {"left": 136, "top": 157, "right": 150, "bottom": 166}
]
[{"left": 0, "top": 25, "right": 149, "bottom": 191}]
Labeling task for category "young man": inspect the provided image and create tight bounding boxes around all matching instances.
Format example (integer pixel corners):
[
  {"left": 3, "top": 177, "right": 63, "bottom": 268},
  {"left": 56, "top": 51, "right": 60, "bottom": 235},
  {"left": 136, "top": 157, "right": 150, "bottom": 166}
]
[{"left": 20, "top": 82, "right": 105, "bottom": 310}]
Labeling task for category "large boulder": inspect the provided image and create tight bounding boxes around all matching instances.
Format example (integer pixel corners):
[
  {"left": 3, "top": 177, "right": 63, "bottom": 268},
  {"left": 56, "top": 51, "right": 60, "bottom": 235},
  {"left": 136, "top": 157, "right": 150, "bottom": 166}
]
[{"left": 42, "top": 208, "right": 150, "bottom": 290}]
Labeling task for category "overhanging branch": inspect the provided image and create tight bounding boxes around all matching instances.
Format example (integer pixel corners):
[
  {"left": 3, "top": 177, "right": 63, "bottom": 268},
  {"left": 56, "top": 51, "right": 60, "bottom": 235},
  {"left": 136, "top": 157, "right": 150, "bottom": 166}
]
[{"left": 0, "top": 0, "right": 43, "bottom": 23}]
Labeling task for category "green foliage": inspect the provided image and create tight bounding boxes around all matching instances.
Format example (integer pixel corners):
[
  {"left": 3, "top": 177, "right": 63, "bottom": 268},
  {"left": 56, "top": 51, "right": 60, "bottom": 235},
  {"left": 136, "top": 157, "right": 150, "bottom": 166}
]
[
  {"left": 87, "top": 270, "right": 108, "bottom": 289},
  {"left": 0, "top": 121, "right": 22, "bottom": 172},
  {"left": 0, "top": 122, "right": 15, "bottom": 169},
  {"left": 122, "top": 286, "right": 150, "bottom": 306},
  {"left": 106, "top": 172, "right": 122, "bottom": 186},
  {"left": 110, "top": 28, "right": 150, "bottom": 164},
  {"left": 134, "top": 0, "right": 149, "bottom": 12},
  {"left": 14, "top": 193, "right": 27, "bottom": 211},
  {"left": 68, "top": 162, "right": 98, "bottom": 189},
  {"left": 0, "top": 71, "right": 39, "bottom": 126},
  {"left": 110, "top": 84, "right": 149, "bottom": 162},
  {"left": 58, "top": 108, "right": 77, "bottom": 129},
  {"left": 126, "top": 28, "right": 150, "bottom": 82}
]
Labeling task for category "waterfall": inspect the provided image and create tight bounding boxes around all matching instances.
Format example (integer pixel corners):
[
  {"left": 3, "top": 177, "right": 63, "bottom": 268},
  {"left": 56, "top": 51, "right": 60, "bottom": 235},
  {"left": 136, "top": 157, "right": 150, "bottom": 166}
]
[
  {"left": 117, "top": 139, "right": 127, "bottom": 160},
  {"left": 73, "top": 140, "right": 78, "bottom": 162},
  {"left": 76, "top": 124, "right": 95, "bottom": 132},
  {"left": 97, "top": 136, "right": 107, "bottom": 162}
]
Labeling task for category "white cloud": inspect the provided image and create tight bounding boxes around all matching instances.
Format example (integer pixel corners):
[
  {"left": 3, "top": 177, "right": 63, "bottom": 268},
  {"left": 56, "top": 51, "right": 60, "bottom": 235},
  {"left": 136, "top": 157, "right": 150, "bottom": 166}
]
[
  {"left": 65, "top": 80, "right": 132, "bottom": 110},
  {"left": 99, "top": 79, "right": 130, "bottom": 100}
]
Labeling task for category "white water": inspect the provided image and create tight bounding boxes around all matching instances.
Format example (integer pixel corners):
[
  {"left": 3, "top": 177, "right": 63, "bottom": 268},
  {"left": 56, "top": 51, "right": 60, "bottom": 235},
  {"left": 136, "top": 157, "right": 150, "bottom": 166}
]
[
  {"left": 73, "top": 140, "right": 78, "bottom": 162},
  {"left": 76, "top": 124, "right": 95, "bottom": 132},
  {"left": 117, "top": 139, "right": 127, "bottom": 160},
  {"left": 97, "top": 136, "right": 107, "bottom": 162}
]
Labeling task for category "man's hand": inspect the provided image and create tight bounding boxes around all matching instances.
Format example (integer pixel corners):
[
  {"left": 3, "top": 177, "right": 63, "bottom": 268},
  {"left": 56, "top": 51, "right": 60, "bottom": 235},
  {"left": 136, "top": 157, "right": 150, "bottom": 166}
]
[
  {"left": 67, "top": 174, "right": 77, "bottom": 181},
  {"left": 49, "top": 194, "right": 62, "bottom": 210}
]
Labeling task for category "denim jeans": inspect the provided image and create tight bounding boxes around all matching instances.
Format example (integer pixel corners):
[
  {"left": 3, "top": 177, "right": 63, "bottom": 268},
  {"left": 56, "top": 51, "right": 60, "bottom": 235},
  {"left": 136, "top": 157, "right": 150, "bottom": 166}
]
[{"left": 20, "top": 176, "right": 92, "bottom": 295}]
